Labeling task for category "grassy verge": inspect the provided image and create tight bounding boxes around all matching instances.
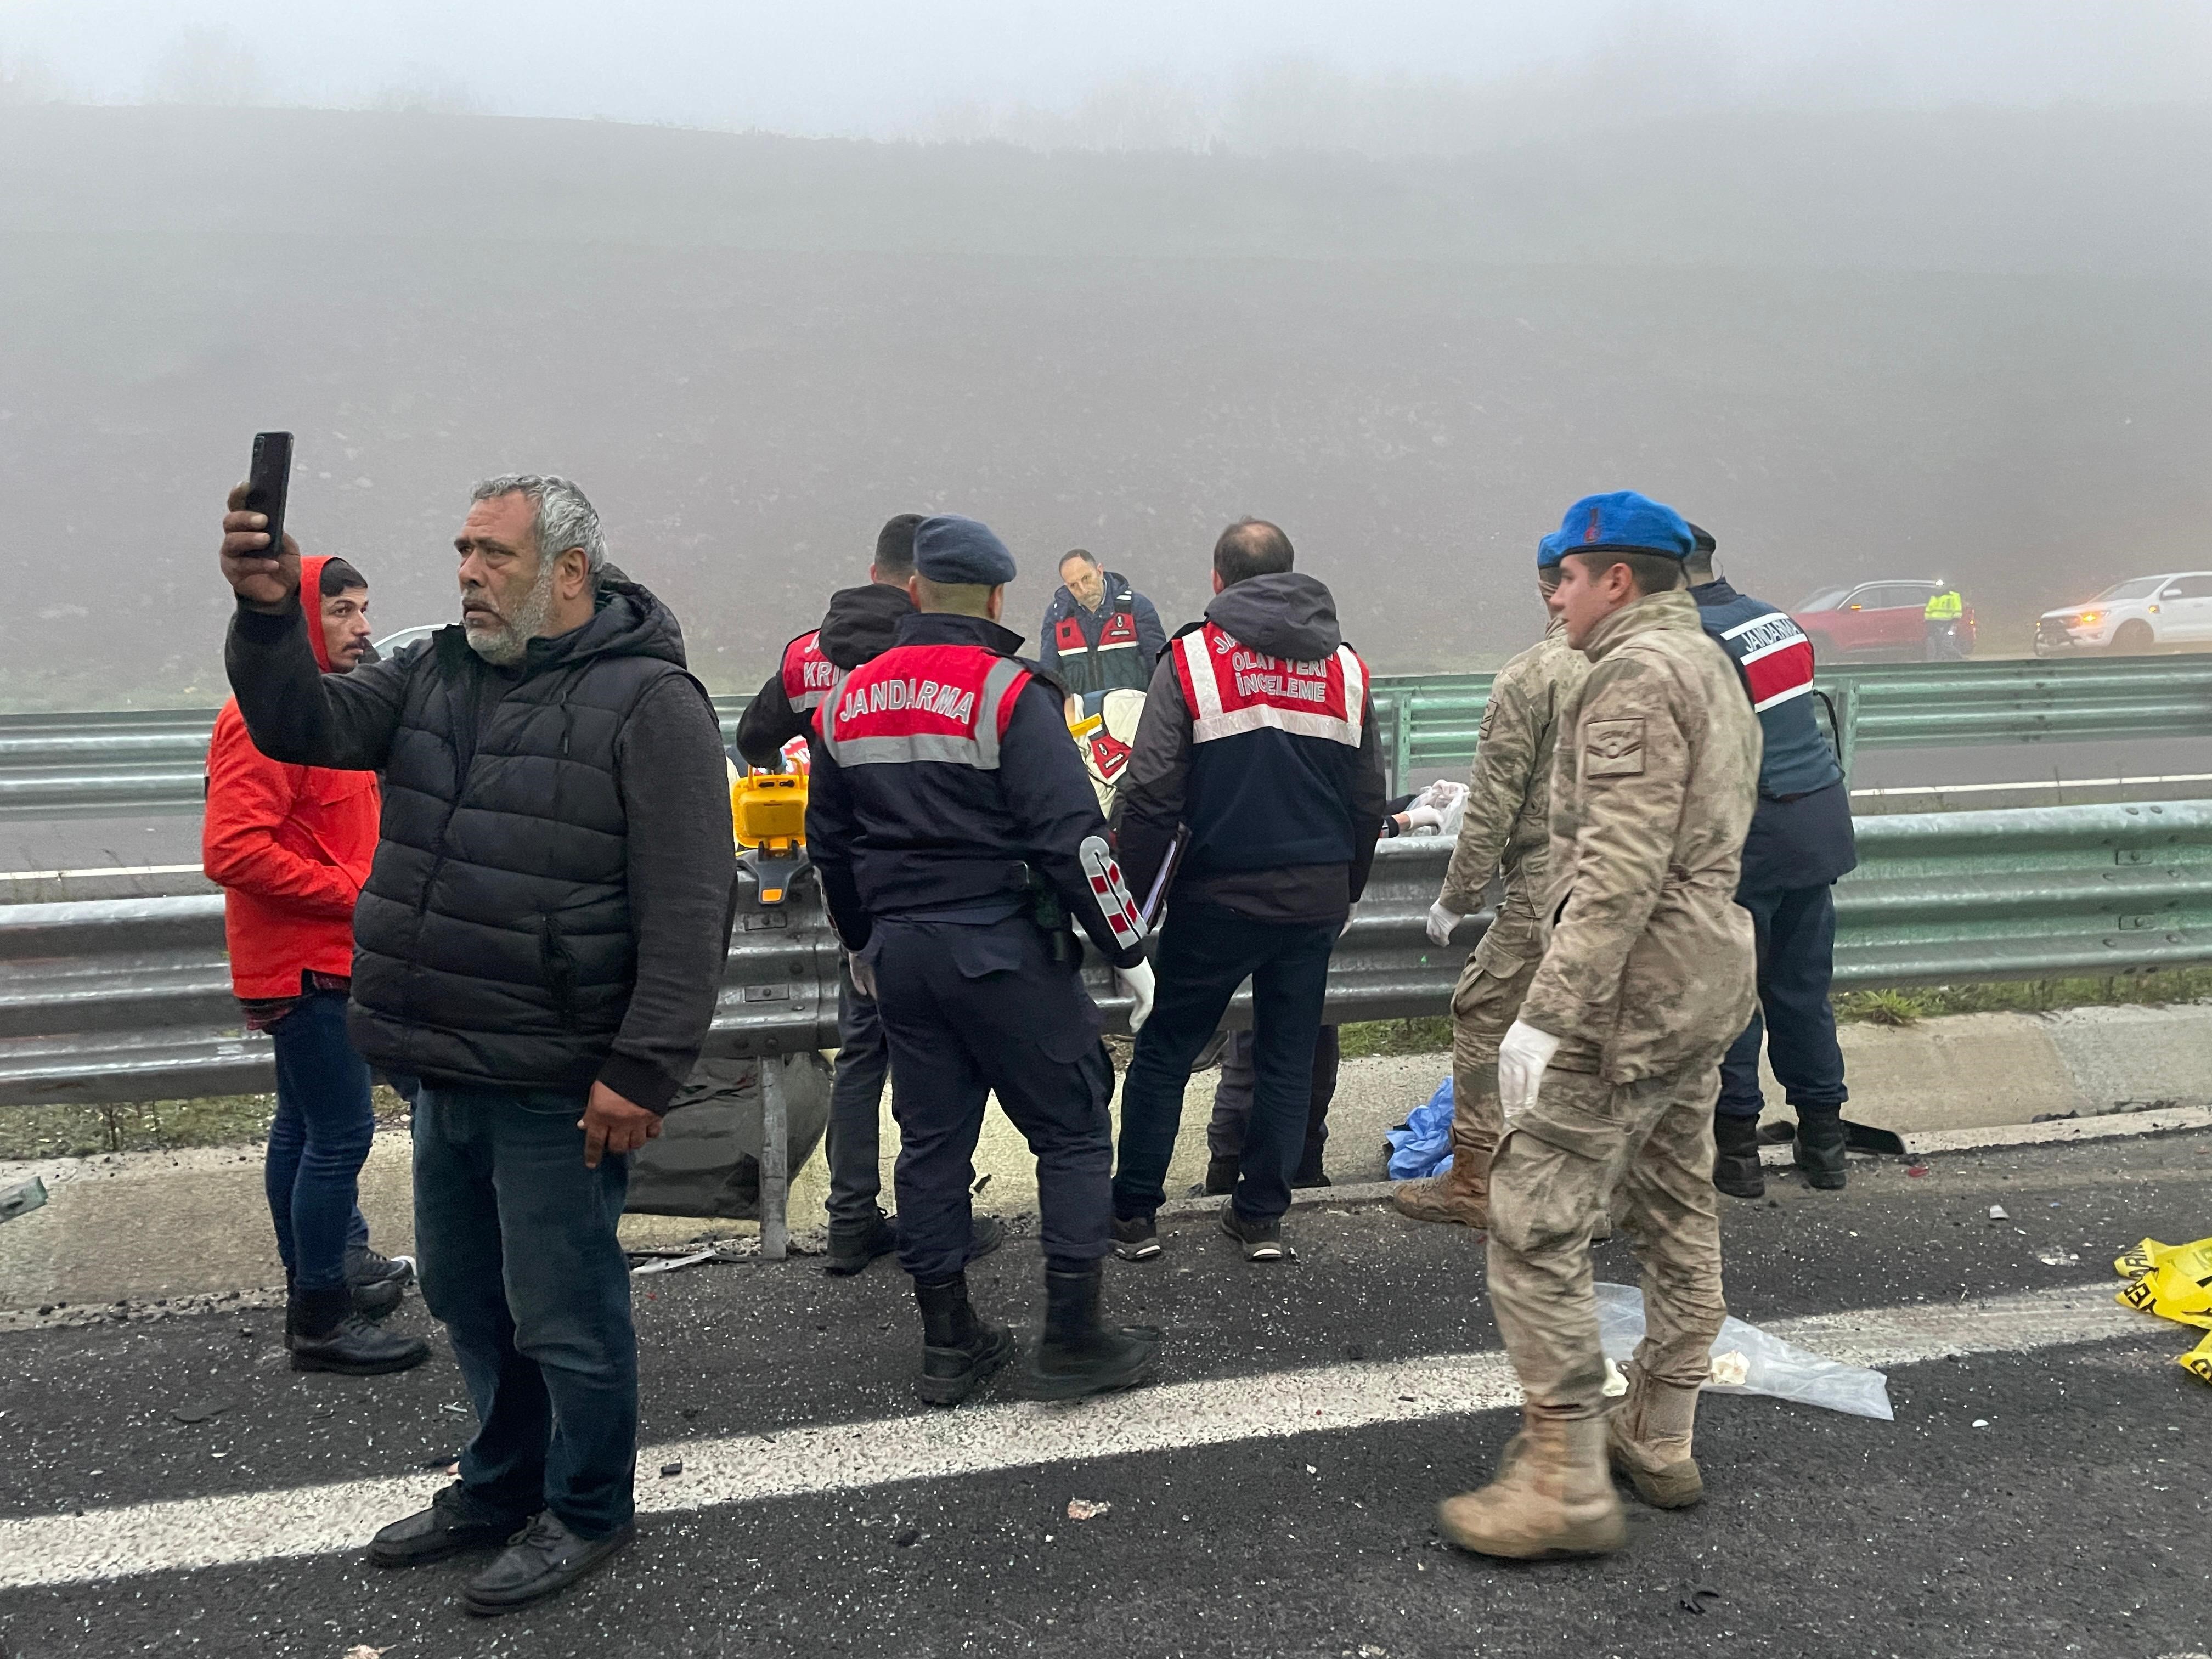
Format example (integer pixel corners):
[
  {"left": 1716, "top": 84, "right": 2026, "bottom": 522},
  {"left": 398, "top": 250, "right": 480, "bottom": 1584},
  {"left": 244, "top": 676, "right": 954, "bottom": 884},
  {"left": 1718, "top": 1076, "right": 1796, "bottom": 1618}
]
[
  {"left": 0, "top": 1086, "right": 413, "bottom": 1161},
  {"left": 1339, "top": 967, "right": 2212, "bottom": 1059}
]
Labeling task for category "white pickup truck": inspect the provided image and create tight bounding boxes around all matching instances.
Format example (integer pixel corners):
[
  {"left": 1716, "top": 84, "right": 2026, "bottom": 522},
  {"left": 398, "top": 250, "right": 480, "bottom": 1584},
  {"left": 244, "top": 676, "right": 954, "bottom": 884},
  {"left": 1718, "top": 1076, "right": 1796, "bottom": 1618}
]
[{"left": 2034, "top": 572, "right": 2212, "bottom": 656}]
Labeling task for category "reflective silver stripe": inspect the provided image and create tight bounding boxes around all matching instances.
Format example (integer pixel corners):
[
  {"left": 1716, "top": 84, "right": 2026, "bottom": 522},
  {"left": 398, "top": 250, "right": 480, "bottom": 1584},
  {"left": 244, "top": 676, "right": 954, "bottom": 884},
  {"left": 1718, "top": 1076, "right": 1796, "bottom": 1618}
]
[
  {"left": 791, "top": 686, "right": 827, "bottom": 713},
  {"left": 1335, "top": 645, "right": 1367, "bottom": 744},
  {"left": 834, "top": 732, "right": 988, "bottom": 767},
  {"left": 1177, "top": 631, "right": 1223, "bottom": 722},
  {"left": 972, "top": 657, "right": 1027, "bottom": 770}
]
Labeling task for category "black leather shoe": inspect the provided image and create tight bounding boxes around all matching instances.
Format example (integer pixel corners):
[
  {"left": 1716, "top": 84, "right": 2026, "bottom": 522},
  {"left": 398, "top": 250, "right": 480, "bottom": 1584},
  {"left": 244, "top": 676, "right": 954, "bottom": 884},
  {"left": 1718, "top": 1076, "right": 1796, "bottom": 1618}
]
[
  {"left": 1795, "top": 1110, "right": 1849, "bottom": 1190},
  {"left": 1712, "top": 1113, "right": 1765, "bottom": 1199},
  {"left": 914, "top": 1273, "right": 1015, "bottom": 1407},
  {"left": 287, "top": 1284, "right": 431, "bottom": 1376},
  {"left": 823, "top": 1211, "right": 898, "bottom": 1276},
  {"left": 346, "top": 1246, "right": 414, "bottom": 1318},
  {"left": 1291, "top": 1161, "right": 1331, "bottom": 1189},
  {"left": 464, "top": 1512, "right": 635, "bottom": 1616},
  {"left": 368, "top": 1481, "right": 532, "bottom": 1568}
]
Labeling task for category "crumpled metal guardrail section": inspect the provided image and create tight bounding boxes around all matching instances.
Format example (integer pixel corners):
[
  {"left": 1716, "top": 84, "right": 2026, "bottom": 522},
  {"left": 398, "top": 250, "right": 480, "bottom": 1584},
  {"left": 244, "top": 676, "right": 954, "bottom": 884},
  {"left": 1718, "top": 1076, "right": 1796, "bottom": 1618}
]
[{"left": 5, "top": 799, "right": 2209, "bottom": 1108}]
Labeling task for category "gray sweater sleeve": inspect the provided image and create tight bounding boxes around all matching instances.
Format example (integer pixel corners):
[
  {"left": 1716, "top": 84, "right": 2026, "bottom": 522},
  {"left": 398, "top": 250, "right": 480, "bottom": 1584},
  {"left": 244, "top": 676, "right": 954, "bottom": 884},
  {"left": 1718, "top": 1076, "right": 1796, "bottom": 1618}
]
[{"left": 600, "top": 676, "right": 741, "bottom": 1113}]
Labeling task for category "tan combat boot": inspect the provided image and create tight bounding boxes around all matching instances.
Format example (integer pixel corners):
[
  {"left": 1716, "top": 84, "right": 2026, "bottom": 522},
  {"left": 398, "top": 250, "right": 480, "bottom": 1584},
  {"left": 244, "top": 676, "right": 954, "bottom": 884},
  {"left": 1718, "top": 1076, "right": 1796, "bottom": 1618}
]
[
  {"left": 1435, "top": 1409, "right": 1626, "bottom": 1559},
  {"left": 1392, "top": 1070, "right": 1496, "bottom": 1228},
  {"left": 1606, "top": 1363, "right": 1705, "bottom": 1508}
]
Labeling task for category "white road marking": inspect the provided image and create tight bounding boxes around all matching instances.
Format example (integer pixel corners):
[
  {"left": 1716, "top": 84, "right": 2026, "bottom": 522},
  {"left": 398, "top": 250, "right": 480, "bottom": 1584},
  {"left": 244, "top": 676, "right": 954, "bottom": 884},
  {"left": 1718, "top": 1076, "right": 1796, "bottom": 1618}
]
[{"left": 0, "top": 1282, "right": 2152, "bottom": 1590}]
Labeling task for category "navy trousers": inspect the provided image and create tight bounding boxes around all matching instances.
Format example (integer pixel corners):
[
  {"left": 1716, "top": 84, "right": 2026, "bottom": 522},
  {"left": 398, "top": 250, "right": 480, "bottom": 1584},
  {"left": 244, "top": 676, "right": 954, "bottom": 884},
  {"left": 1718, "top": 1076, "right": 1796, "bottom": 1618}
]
[
  {"left": 868, "top": 915, "right": 1115, "bottom": 1283},
  {"left": 411, "top": 1084, "right": 637, "bottom": 1538},
  {"left": 1113, "top": 907, "right": 1338, "bottom": 1224},
  {"left": 1718, "top": 883, "right": 1849, "bottom": 1120},
  {"left": 824, "top": 957, "right": 893, "bottom": 1232},
  {"left": 1206, "top": 1024, "right": 1340, "bottom": 1178}
]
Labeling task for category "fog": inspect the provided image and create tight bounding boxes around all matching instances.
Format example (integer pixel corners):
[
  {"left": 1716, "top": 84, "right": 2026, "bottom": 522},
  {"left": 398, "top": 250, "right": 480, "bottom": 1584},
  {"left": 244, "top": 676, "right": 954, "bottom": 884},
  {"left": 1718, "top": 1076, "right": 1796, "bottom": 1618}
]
[{"left": 1, "top": 4, "right": 2209, "bottom": 706}]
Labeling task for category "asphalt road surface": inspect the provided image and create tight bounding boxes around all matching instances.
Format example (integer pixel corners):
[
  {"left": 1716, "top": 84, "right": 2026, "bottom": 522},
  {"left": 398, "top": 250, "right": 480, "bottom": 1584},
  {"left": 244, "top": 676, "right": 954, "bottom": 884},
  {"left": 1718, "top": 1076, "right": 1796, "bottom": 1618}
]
[{"left": 2, "top": 1128, "right": 2205, "bottom": 1659}]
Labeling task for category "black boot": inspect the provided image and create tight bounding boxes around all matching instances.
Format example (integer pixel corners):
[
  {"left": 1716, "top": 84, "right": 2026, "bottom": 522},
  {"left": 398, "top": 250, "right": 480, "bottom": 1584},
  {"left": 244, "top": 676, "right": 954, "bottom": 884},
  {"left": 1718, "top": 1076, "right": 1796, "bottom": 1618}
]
[
  {"left": 913, "top": 1273, "right": 1015, "bottom": 1407},
  {"left": 1794, "top": 1109, "right": 1848, "bottom": 1190},
  {"left": 1203, "top": 1154, "right": 1239, "bottom": 1196},
  {"left": 1027, "top": 1261, "right": 1159, "bottom": 1402},
  {"left": 288, "top": 1283, "right": 431, "bottom": 1376},
  {"left": 1712, "top": 1113, "right": 1765, "bottom": 1200}
]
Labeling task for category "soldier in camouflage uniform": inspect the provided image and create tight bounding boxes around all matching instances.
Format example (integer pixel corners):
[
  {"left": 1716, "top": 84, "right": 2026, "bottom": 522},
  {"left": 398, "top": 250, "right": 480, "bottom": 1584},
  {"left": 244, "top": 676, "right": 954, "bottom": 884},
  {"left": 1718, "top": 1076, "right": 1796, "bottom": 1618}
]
[
  {"left": 1395, "top": 564, "right": 1588, "bottom": 1229},
  {"left": 1437, "top": 492, "right": 1760, "bottom": 1562}
]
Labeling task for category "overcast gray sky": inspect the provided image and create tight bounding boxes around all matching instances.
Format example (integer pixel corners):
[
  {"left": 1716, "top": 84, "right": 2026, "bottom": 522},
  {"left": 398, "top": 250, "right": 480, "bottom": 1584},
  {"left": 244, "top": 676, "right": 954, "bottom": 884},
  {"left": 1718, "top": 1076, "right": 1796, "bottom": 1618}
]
[{"left": 5, "top": 1, "right": 2209, "bottom": 139}]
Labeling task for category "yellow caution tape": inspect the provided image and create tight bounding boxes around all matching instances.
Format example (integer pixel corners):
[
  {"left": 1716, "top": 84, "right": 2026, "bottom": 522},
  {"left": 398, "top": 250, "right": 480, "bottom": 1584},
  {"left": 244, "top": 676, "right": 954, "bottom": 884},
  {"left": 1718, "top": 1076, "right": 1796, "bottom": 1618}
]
[
  {"left": 2112, "top": 1234, "right": 2212, "bottom": 1381},
  {"left": 2183, "top": 1328, "right": 2212, "bottom": 1388}
]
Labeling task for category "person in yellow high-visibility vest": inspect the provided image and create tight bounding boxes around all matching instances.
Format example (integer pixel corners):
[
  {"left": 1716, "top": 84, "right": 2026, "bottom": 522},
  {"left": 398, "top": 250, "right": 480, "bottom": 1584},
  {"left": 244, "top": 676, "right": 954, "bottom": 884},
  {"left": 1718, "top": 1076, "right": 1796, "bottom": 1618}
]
[{"left": 1923, "top": 586, "right": 1965, "bottom": 660}]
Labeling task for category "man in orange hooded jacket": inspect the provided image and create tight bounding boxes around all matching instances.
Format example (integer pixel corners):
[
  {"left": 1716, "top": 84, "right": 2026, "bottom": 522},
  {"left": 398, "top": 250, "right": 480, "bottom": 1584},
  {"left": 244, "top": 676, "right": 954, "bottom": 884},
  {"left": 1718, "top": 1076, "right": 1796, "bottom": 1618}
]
[{"left": 203, "top": 553, "right": 428, "bottom": 1376}]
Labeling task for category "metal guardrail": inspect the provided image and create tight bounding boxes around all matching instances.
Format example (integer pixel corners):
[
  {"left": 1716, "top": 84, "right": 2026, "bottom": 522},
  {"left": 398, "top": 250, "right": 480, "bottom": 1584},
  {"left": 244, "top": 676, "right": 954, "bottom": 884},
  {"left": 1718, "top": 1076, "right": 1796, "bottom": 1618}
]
[
  {"left": 5, "top": 655, "right": 2212, "bottom": 816},
  {"left": 1368, "top": 655, "right": 2212, "bottom": 792},
  {"left": 6, "top": 798, "right": 2209, "bottom": 1111},
  {"left": 0, "top": 697, "right": 759, "bottom": 821}
]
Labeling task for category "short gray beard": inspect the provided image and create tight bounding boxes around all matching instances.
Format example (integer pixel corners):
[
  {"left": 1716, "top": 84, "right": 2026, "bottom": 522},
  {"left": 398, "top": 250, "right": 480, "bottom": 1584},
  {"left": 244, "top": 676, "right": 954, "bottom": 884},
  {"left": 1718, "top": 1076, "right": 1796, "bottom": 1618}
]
[{"left": 464, "top": 556, "right": 560, "bottom": 667}]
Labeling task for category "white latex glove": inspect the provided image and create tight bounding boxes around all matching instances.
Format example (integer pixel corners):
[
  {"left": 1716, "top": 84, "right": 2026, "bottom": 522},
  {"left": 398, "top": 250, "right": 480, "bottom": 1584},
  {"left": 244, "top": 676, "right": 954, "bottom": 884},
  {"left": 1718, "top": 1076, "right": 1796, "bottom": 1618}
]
[
  {"left": 1497, "top": 1020, "right": 1563, "bottom": 1122},
  {"left": 1403, "top": 804, "right": 1447, "bottom": 833},
  {"left": 1425, "top": 900, "right": 1464, "bottom": 947},
  {"left": 847, "top": 953, "right": 879, "bottom": 1001},
  {"left": 1117, "top": 959, "right": 1156, "bottom": 1034}
]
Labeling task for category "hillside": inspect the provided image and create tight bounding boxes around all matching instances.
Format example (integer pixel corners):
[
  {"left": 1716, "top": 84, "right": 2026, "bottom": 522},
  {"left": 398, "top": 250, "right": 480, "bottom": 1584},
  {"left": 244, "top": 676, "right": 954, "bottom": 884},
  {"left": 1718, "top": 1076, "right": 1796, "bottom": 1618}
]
[{"left": 1, "top": 104, "right": 2207, "bottom": 704}]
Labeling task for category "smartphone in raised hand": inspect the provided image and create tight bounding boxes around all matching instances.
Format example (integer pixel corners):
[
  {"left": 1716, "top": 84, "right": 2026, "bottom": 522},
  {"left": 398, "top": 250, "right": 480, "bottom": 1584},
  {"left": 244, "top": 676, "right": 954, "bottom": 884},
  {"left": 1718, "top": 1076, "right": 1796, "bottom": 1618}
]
[{"left": 243, "top": 431, "right": 294, "bottom": 556}]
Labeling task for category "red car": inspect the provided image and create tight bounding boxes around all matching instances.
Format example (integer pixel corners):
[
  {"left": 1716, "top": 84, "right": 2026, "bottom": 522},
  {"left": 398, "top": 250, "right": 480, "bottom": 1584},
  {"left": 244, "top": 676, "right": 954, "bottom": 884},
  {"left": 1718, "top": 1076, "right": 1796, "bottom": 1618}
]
[{"left": 1792, "top": 579, "right": 1975, "bottom": 663}]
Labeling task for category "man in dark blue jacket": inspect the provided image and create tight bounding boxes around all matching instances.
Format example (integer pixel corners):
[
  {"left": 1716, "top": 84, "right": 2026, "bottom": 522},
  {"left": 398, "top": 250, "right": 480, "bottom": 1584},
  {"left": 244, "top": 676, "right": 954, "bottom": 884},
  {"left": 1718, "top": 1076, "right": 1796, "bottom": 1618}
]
[
  {"left": 1038, "top": 549, "right": 1167, "bottom": 698},
  {"left": 1108, "top": 518, "right": 1389, "bottom": 1262},
  {"left": 1686, "top": 525, "right": 1858, "bottom": 1198},
  {"left": 805, "top": 515, "right": 1160, "bottom": 1406}
]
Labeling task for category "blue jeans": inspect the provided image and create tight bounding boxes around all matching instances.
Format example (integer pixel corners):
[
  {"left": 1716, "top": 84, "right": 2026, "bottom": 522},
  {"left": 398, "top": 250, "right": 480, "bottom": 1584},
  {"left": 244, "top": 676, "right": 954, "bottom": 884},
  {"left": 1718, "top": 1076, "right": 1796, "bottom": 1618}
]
[
  {"left": 1113, "top": 907, "right": 1338, "bottom": 1223},
  {"left": 1718, "top": 883, "right": 1849, "bottom": 1120},
  {"left": 263, "top": 989, "right": 376, "bottom": 1294},
  {"left": 411, "top": 1084, "right": 637, "bottom": 1537}
]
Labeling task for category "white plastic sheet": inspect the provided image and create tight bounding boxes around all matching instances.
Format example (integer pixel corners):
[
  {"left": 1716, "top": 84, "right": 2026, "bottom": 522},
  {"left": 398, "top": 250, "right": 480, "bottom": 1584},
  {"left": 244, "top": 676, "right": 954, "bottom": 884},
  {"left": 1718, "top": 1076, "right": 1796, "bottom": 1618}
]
[{"left": 1593, "top": 1281, "right": 1894, "bottom": 1420}]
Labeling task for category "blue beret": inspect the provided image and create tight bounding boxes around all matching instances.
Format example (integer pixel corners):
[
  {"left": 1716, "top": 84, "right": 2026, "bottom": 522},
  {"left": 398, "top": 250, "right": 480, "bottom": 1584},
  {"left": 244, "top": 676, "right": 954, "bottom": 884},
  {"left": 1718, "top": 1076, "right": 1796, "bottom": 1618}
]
[
  {"left": 1535, "top": 491, "right": 1695, "bottom": 567},
  {"left": 913, "top": 515, "right": 1017, "bottom": 585}
]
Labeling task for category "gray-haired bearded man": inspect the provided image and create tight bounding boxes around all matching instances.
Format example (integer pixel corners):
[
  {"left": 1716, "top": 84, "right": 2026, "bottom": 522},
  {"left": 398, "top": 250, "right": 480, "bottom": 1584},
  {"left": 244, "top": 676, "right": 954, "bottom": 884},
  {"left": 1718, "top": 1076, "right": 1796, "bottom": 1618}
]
[{"left": 218, "top": 473, "right": 736, "bottom": 1617}]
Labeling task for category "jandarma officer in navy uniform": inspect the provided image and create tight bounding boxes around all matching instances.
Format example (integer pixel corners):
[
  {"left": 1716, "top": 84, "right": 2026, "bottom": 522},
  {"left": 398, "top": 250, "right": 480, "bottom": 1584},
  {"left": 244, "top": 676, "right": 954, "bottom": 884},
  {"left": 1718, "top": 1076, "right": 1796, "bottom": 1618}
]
[{"left": 804, "top": 514, "right": 1163, "bottom": 1407}]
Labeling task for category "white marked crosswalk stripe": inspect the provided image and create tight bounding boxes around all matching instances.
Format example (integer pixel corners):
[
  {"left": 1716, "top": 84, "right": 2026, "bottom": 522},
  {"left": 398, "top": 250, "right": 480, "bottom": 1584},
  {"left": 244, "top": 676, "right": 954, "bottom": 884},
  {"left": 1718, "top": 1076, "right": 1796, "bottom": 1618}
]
[{"left": 0, "top": 1283, "right": 2148, "bottom": 1589}]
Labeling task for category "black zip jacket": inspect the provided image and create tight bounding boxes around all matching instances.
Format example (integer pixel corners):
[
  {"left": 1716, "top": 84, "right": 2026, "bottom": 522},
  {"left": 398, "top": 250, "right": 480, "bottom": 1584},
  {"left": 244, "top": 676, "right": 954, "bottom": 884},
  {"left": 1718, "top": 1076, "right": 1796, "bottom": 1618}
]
[{"left": 733, "top": 583, "right": 913, "bottom": 768}]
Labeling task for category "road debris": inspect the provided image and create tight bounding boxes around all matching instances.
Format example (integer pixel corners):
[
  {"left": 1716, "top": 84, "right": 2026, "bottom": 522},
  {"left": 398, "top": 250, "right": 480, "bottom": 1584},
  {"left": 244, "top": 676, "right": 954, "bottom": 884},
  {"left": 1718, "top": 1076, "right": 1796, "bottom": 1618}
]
[
  {"left": 2113, "top": 1234, "right": 2212, "bottom": 1384},
  {"left": 631, "top": 1245, "right": 721, "bottom": 1277},
  {"left": 170, "top": 1399, "right": 227, "bottom": 1424},
  {"left": 1595, "top": 1282, "right": 1891, "bottom": 1418},
  {"left": 660, "top": 1459, "right": 684, "bottom": 1478},
  {"left": 1065, "top": 1498, "right": 1110, "bottom": 1520},
  {"left": 1, "top": 1176, "right": 48, "bottom": 1223},
  {"left": 1988, "top": 1205, "right": 2010, "bottom": 1220},
  {"left": 2035, "top": 1246, "right": 2081, "bottom": 1266}
]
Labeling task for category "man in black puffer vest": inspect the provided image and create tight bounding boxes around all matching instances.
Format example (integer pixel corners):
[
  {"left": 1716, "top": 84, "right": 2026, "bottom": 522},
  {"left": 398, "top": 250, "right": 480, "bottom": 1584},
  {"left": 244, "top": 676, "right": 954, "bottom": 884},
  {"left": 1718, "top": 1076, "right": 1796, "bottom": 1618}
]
[{"left": 219, "top": 473, "right": 735, "bottom": 1618}]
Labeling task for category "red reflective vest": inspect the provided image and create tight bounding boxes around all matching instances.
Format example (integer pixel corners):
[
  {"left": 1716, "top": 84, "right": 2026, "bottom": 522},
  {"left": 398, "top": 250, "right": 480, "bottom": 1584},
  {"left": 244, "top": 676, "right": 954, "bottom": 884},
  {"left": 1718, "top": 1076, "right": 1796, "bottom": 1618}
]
[
  {"left": 815, "top": 644, "right": 1031, "bottom": 770},
  {"left": 1171, "top": 624, "right": 1367, "bottom": 750},
  {"left": 779, "top": 629, "right": 838, "bottom": 715}
]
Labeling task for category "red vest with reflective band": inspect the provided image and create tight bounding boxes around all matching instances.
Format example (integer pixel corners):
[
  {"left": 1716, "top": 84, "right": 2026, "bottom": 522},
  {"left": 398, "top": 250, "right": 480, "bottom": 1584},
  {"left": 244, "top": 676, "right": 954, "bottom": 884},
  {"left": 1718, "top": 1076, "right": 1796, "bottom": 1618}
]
[
  {"left": 1714, "top": 610, "right": 1815, "bottom": 713},
  {"left": 1052, "top": 607, "right": 1139, "bottom": 655},
  {"left": 1172, "top": 625, "right": 1367, "bottom": 749},
  {"left": 816, "top": 644, "right": 1031, "bottom": 770},
  {"left": 779, "top": 629, "right": 837, "bottom": 714}
]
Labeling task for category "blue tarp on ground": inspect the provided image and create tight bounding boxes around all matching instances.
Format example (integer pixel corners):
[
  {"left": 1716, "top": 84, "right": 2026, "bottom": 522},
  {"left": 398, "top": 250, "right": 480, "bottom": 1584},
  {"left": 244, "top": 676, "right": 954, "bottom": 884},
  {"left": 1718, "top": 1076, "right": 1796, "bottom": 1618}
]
[{"left": 1385, "top": 1077, "right": 1454, "bottom": 1180}]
